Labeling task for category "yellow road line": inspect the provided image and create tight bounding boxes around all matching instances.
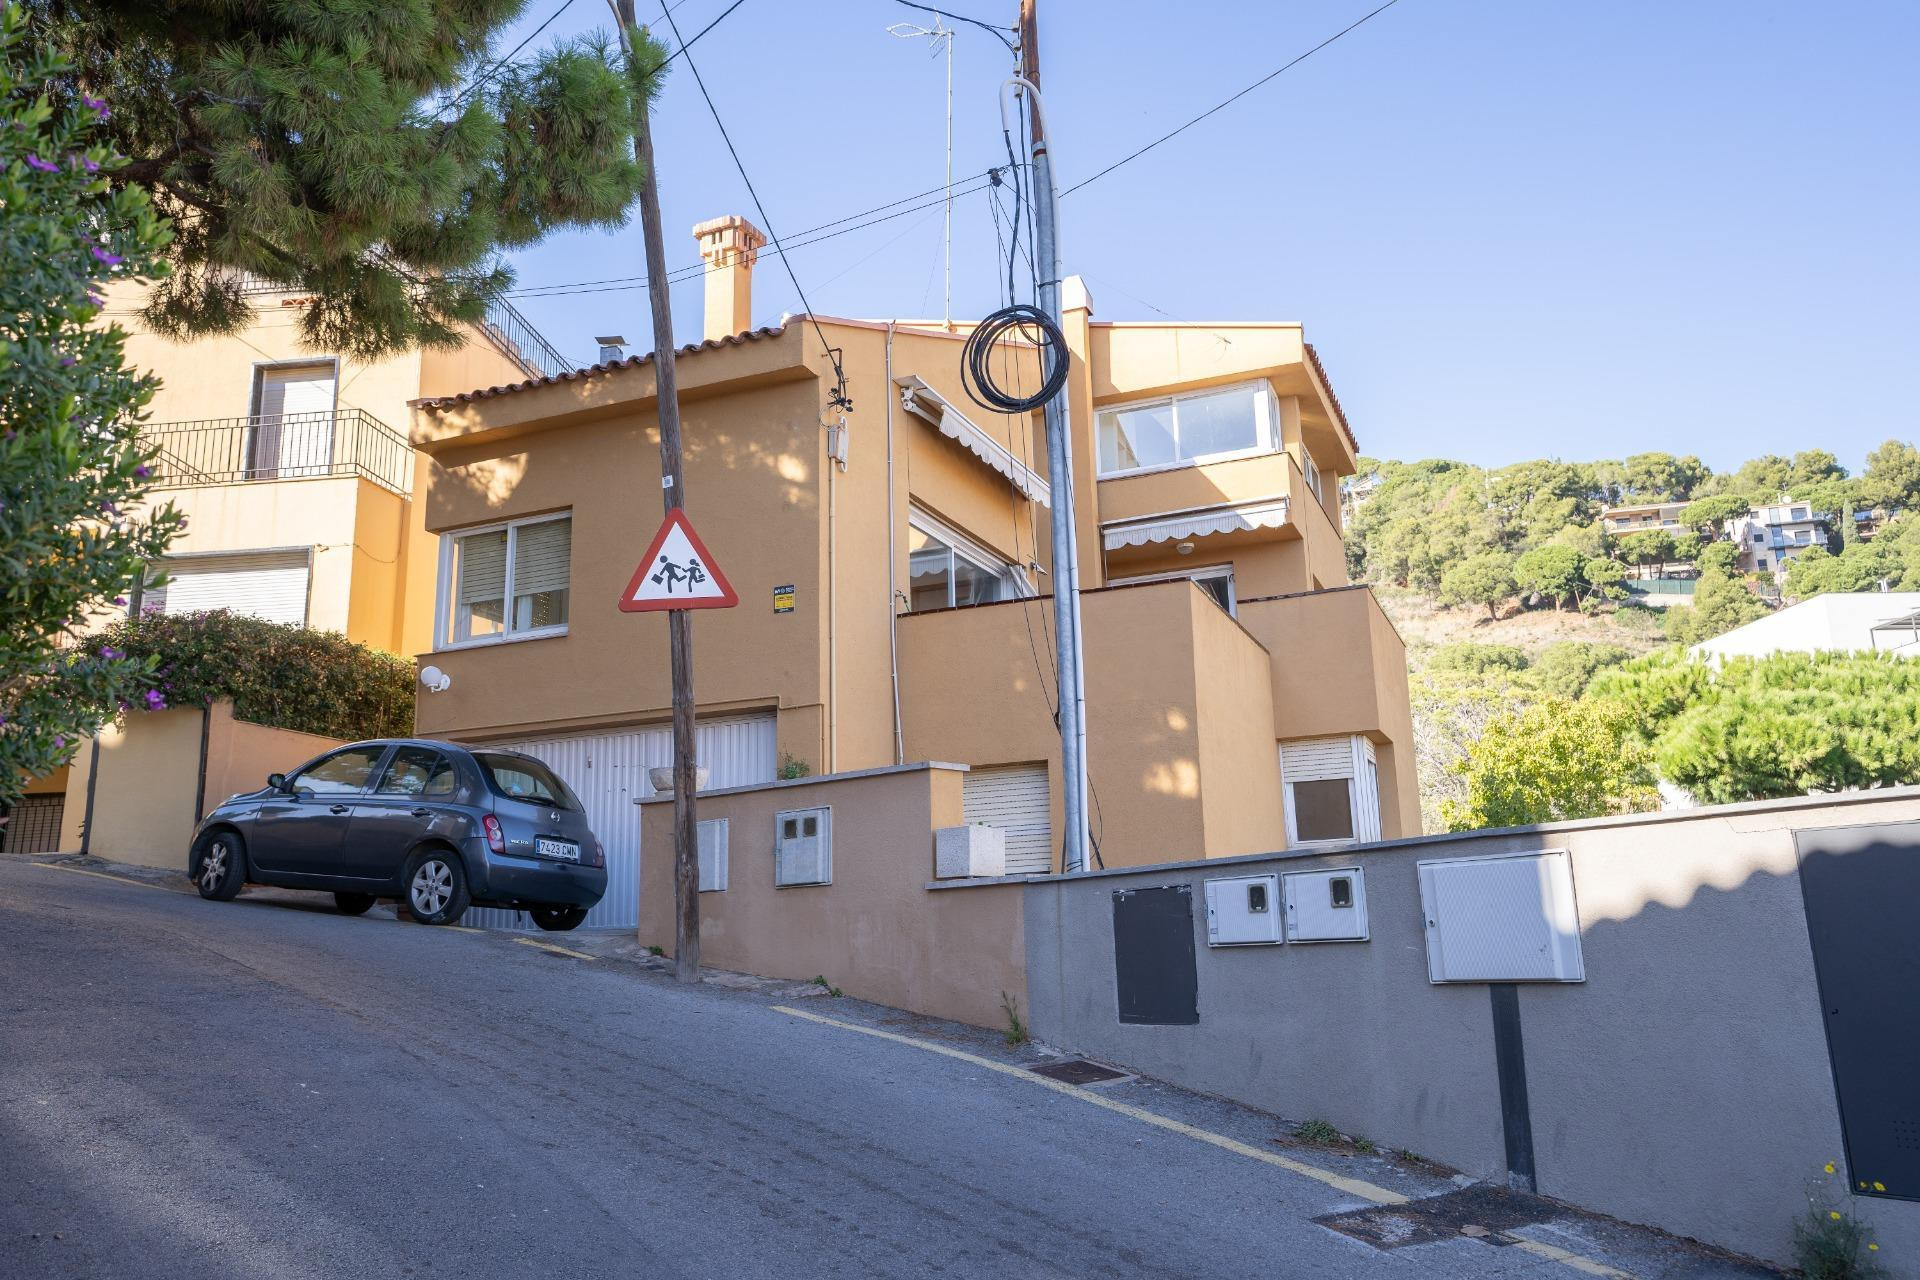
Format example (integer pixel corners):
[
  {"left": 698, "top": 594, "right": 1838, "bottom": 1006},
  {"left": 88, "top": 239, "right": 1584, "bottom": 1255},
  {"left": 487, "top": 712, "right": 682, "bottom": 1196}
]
[
  {"left": 511, "top": 936, "right": 595, "bottom": 961},
  {"left": 29, "top": 863, "right": 172, "bottom": 892},
  {"left": 772, "top": 1004, "right": 1639, "bottom": 1280},
  {"left": 1508, "top": 1238, "right": 1636, "bottom": 1279}
]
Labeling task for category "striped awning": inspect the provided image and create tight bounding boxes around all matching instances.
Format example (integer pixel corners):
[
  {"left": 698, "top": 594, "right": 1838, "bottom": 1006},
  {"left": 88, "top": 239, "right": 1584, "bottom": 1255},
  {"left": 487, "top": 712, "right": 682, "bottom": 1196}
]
[
  {"left": 1102, "top": 499, "right": 1290, "bottom": 550},
  {"left": 896, "top": 375, "right": 1051, "bottom": 507}
]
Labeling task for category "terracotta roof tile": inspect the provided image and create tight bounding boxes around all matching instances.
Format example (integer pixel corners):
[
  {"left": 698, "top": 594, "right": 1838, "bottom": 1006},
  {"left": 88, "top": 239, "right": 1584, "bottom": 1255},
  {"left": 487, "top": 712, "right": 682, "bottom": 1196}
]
[
  {"left": 411, "top": 324, "right": 788, "bottom": 410},
  {"left": 1303, "top": 341, "right": 1359, "bottom": 454}
]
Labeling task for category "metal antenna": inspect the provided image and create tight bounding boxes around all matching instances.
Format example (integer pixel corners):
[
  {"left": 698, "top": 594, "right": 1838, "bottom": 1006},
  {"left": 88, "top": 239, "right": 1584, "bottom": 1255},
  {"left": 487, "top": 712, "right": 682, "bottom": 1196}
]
[{"left": 888, "top": 17, "right": 956, "bottom": 329}]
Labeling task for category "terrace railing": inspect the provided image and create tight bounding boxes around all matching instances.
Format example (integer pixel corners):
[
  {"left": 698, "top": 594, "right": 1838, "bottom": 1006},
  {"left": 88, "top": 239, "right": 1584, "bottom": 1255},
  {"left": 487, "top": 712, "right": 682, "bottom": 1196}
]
[{"left": 142, "top": 408, "right": 413, "bottom": 496}]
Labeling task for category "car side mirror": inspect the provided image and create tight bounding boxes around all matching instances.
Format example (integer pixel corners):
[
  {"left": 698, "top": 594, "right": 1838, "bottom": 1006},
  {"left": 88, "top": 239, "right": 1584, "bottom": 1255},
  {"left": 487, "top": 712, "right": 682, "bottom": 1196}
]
[{"left": 267, "top": 773, "right": 288, "bottom": 792}]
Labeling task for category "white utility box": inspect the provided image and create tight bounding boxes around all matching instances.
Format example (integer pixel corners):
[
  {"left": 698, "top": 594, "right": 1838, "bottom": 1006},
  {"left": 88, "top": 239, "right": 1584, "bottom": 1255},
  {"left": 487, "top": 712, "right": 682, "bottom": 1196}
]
[
  {"left": 1204, "top": 873, "right": 1282, "bottom": 946},
  {"left": 774, "top": 807, "right": 832, "bottom": 887},
  {"left": 935, "top": 824, "right": 1007, "bottom": 879},
  {"left": 697, "top": 817, "right": 729, "bottom": 892},
  {"left": 1282, "top": 867, "right": 1369, "bottom": 942},
  {"left": 1417, "top": 849, "right": 1584, "bottom": 983}
]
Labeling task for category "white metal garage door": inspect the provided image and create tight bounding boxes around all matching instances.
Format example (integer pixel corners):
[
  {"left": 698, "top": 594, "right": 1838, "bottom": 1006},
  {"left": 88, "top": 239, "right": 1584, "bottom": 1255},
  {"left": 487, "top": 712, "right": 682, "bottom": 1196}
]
[
  {"left": 963, "top": 764, "right": 1053, "bottom": 876},
  {"left": 149, "top": 550, "right": 311, "bottom": 626},
  {"left": 465, "top": 713, "right": 776, "bottom": 929}
]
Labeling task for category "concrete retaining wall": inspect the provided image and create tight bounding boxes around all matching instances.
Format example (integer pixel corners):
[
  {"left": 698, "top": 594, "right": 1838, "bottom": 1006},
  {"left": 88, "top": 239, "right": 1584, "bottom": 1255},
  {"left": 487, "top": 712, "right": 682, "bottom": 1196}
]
[{"left": 1021, "top": 790, "right": 1920, "bottom": 1269}]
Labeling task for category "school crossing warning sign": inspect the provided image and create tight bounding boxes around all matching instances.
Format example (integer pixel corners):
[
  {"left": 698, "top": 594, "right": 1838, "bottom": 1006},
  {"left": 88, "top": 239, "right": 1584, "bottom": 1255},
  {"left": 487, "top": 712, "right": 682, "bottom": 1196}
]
[{"left": 619, "top": 508, "right": 738, "bottom": 612}]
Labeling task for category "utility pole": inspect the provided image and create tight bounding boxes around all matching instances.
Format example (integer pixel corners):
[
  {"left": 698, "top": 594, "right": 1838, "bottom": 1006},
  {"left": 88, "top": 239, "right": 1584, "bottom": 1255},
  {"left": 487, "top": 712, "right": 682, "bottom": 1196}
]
[
  {"left": 614, "top": 0, "right": 701, "bottom": 981},
  {"left": 1017, "top": 0, "right": 1092, "bottom": 874}
]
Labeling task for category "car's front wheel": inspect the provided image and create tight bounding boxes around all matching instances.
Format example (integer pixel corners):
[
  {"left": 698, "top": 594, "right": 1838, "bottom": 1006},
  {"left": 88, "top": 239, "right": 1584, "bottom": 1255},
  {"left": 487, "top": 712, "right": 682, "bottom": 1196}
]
[
  {"left": 192, "top": 831, "right": 246, "bottom": 901},
  {"left": 404, "top": 850, "right": 469, "bottom": 926},
  {"left": 333, "top": 892, "right": 376, "bottom": 916},
  {"left": 529, "top": 905, "right": 589, "bottom": 932}
]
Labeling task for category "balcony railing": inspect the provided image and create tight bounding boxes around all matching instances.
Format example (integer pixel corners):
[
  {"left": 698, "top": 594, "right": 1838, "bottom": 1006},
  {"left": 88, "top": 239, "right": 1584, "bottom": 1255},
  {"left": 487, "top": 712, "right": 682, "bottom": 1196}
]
[
  {"left": 142, "top": 409, "right": 413, "bottom": 496},
  {"left": 478, "top": 296, "right": 574, "bottom": 380}
]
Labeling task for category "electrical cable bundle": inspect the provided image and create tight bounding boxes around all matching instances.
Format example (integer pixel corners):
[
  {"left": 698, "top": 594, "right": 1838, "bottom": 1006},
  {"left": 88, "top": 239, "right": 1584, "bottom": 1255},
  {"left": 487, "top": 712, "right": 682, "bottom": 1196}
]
[{"left": 960, "top": 303, "right": 1068, "bottom": 414}]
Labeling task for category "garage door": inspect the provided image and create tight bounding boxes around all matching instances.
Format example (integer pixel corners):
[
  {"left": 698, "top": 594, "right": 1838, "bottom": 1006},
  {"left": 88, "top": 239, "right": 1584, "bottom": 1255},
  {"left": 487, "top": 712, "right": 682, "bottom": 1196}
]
[
  {"left": 963, "top": 764, "right": 1053, "bottom": 876},
  {"left": 148, "top": 550, "right": 311, "bottom": 626},
  {"left": 465, "top": 713, "right": 777, "bottom": 929}
]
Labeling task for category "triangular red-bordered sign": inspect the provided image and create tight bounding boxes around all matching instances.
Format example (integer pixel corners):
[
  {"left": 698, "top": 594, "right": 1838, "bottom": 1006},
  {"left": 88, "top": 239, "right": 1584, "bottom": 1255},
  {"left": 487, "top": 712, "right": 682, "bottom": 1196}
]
[{"left": 619, "top": 507, "right": 739, "bottom": 612}]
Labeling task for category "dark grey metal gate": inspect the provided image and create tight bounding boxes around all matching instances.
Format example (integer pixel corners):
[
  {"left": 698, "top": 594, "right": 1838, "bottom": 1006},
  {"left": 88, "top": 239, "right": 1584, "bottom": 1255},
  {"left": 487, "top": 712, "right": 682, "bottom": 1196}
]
[
  {"left": 1112, "top": 885, "right": 1199, "bottom": 1025},
  {"left": 1797, "top": 821, "right": 1920, "bottom": 1201}
]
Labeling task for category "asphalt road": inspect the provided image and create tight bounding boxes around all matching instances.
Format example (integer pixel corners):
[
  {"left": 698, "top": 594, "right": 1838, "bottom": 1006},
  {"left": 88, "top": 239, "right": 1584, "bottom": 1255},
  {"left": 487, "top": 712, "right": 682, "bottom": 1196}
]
[{"left": 1, "top": 857, "right": 1759, "bottom": 1280}]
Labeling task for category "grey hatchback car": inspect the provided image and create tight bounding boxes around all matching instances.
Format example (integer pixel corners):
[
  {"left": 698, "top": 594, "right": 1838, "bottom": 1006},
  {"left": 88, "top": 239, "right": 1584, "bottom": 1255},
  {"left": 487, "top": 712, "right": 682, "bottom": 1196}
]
[{"left": 187, "top": 739, "right": 608, "bottom": 930}]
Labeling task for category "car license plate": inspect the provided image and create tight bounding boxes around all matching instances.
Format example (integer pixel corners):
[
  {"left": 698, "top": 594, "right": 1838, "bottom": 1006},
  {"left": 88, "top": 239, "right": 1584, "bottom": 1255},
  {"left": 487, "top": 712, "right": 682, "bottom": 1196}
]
[{"left": 536, "top": 837, "right": 580, "bottom": 863}]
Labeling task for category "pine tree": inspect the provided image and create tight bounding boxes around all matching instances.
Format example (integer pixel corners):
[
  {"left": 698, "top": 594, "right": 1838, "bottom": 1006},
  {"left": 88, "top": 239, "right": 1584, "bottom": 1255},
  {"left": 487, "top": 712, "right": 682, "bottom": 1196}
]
[{"left": 24, "top": 1, "right": 663, "bottom": 358}]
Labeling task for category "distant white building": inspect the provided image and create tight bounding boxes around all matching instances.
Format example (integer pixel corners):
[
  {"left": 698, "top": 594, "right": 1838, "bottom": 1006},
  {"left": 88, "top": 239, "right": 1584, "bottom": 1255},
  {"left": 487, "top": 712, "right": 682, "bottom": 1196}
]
[
  {"left": 1692, "top": 592, "right": 1920, "bottom": 662},
  {"left": 1723, "top": 499, "right": 1829, "bottom": 578}
]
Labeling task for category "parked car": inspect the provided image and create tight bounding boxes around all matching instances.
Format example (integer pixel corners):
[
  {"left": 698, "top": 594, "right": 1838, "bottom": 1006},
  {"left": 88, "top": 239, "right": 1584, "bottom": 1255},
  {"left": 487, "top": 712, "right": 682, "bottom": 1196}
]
[{"left": 187, "top": 739, "right": 607, "bottom": 930}]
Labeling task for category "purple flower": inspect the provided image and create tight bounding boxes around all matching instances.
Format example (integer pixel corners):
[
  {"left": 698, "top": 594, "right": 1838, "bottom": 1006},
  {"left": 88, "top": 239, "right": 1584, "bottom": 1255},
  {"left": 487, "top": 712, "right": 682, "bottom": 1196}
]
[
  {"left": 87, "top": 292, "right": 104, "bottom": 306},
  {"left": 91, "top": 246, "right": 124, "bottom": 266},
  {"left": 144, "top": 690, "right": 167, "bottom": 711},
  {"left": 81, "top": 94, "right": 109, "bottom": 119},
  {"left": 114, "top": 597, "right": 127, "bottom": 606},
  {"left": 25, "top": 153, "right": 58, "bottom": 173},
  {"left": 75, "top": 155, "right": 100, "bottom": 174},
  {"left": 100, "top": 646, "right": 121, "bottom": 659},
  {"left": 54, "top": 735, "right": 66, "bottom": 749},
  {"left": 98, "top": 501, "right": 117, "bottom": 515},
  {"left": 134, "top": 465, "right": 150, "bottom": 478}
]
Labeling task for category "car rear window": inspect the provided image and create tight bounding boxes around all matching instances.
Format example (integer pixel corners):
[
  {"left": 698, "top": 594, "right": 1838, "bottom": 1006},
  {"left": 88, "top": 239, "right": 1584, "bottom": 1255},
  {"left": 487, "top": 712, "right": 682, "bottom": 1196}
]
[{"left": 473, "top": 753, "right": 580, "bottom": 809}]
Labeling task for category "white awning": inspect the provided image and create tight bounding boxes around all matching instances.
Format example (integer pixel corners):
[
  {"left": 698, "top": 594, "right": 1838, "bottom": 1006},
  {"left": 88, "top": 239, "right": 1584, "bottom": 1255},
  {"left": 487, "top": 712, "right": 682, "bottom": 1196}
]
[
  {"left": 1102, "top": 499, "right": 1290, "bottom": 550},
  {"left": 895, "top": 375, "right": 1050, "bottom": 507}
]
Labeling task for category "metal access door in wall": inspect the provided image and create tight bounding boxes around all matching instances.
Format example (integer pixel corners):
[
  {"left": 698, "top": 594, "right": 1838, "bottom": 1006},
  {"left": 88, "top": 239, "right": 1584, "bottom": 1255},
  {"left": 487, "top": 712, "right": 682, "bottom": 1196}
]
[
  {"left": 1797, "top": 820, "right": 1920, "bottom": 1201},
  {"left": 963, "top": 764, "right": 1052, "bottom": 875},
  {"left": 465, "top": 714, "right": 776, "bottom": 930}
]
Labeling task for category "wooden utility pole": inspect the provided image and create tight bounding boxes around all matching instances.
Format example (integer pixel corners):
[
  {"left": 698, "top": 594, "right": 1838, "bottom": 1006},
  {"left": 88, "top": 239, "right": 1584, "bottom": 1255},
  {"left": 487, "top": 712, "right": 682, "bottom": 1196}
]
[{"left": 615, "top": 0, "right": 700, "bottom": 982}]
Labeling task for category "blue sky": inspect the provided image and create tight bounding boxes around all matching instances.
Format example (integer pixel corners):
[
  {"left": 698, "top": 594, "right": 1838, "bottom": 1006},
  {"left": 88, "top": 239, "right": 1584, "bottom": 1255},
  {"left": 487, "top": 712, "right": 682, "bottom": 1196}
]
[{"left": 497, "top": 0, "right": 1918, "bottom": 474}]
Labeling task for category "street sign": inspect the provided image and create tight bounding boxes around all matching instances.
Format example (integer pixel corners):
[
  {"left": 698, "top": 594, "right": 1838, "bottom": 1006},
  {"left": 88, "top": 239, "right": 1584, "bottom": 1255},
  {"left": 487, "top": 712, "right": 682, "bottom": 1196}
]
[{"left": 619, "top": 508, "right": 738, "bottom": 612}]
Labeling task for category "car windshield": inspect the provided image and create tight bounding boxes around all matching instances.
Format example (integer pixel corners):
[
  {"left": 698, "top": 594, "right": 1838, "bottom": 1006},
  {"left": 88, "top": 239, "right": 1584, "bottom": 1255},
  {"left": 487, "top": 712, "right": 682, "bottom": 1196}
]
[{"left": 473, "top": 753, "right": 580, "bottom": 809}]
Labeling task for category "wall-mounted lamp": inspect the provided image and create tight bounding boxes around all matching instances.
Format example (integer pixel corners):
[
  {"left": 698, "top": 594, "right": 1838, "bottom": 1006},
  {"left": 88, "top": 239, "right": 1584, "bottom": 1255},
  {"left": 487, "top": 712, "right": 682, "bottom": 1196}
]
[
  {"left": 419, "top": 664, "right": 451, "bottom": 693},
  {"left": 1176, "top": 541, "right": 1196, "bottom": 556}
]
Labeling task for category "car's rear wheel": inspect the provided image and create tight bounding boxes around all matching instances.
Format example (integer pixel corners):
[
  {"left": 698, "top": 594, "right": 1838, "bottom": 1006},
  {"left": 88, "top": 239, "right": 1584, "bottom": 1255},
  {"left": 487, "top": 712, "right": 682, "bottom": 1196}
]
[
  {"left": 333, "top": 892, "right": 376, "bottom": 916},
  {"left": 405, "top": 850, "right": 469, "bottom": 926},
  {"left": 529, "top": 905, "right": 589, "bottom": 932},
  {"left": 192, "top": 830, "right": 246, "bottom": 901}
]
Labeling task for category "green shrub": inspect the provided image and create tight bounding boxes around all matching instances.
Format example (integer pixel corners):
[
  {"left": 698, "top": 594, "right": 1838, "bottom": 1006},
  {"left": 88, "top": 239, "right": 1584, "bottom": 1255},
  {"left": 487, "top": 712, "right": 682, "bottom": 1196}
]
[
  {"left": 1428, "top": 642, "right": 1529, "bottom": 676},
  {"left": 94, "top": 610, "right": 414, "bottom": 740}
]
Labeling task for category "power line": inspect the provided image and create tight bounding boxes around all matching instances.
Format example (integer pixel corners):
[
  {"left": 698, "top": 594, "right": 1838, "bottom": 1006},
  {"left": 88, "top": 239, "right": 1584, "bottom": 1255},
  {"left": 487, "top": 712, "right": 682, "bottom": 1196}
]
[
  {"left": 506, "top": 172, "right": 999, "bottom": 297},
  {"left": 657, "top": 0, "right": 747, "bottom": 67},
  {"left": 891, "top": 0, "right": 1016, "bottom": 55},
  {"left": 439, "top": 0, "right": 583, "bottom": 115},
  {"left": 1061, "top": 0, "right": 1405, "bottom": 197}
]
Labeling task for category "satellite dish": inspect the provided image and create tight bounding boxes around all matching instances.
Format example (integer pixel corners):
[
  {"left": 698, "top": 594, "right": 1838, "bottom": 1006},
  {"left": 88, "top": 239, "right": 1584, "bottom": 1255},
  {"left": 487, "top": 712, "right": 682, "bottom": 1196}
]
[{"left": 420, "top": 664, "right": 451, "bottom": 693}]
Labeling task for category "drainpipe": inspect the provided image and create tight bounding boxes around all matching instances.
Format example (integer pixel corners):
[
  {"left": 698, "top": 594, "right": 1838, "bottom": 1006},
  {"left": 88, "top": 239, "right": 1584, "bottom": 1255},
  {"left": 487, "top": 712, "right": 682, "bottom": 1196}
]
[
  {"left": 827, "top": 397, "right": 839, "bottom": 775},
  {"left": 885, "top": 322, "right": 904, "bottom": 765}
]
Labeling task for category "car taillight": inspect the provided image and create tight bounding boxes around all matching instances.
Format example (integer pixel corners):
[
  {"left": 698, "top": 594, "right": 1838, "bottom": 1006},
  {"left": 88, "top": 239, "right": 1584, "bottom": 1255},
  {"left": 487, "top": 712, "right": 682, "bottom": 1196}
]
[
  {"left": 590, "top": 837, "right": 606, "bottom": 868},
  {"left": 481, "top": 814, "right": 506, "bottom": 854}
]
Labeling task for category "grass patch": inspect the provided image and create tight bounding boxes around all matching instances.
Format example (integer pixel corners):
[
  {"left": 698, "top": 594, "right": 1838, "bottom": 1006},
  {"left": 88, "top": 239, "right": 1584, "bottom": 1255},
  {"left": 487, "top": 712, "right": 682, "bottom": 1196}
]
[
  {"left": 811, "top": 975, "right": 843, "bottom": 998},
  {"left": 1000, "top": 991, "right": 1029, "bottom": 1046},
  {"left": 1293, "top": 1118, "right": 1342, "bottom": 1146}
]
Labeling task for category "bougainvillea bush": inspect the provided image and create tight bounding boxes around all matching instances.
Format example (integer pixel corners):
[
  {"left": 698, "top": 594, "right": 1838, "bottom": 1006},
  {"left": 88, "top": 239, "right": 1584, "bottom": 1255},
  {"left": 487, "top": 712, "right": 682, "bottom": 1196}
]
[
  {"left": 0, "top": 4, "right": 182, "bottom": 806},
  {"left": 93, "top": 610, "right": 416, "bottom": 743}
]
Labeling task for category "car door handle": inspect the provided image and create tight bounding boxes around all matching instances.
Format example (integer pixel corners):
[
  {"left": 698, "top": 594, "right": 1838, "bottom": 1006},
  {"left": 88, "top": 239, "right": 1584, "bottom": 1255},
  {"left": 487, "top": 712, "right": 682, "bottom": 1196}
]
[
  {"left": 409, "top": 809, "right": 432, "bottom": 818},
  {"left": 329, "top": 804, "right": 351, "bottom": 815}
]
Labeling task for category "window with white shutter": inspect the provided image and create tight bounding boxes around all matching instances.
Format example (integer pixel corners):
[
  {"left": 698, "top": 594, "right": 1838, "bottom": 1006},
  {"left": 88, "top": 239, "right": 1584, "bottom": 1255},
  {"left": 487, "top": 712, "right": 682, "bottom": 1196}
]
[
  {"left": 1280, "top": 736, "right": 1382, "bottom": 848},
  {"left": 150, "top": 550, "right": 311, "bottom": 625},
  {"left": 439, "top": 513, "right": 570, "bottom": 648},
  {"left": 250, "top": 363, "right": 337, "bottom": 478}
]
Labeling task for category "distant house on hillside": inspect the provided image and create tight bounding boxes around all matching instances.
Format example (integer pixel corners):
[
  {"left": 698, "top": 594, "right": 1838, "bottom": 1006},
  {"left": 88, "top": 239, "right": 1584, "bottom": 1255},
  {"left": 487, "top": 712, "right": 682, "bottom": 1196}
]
[
  {"left": 1600, "top": 501, "right": 1689, "bottom": 535},
  {"left": 1691, "top": 591, "right": 1920, "bottom": 662},
  {"left": 1722, "top": 499, "right": 1830, "bottom": 579}
]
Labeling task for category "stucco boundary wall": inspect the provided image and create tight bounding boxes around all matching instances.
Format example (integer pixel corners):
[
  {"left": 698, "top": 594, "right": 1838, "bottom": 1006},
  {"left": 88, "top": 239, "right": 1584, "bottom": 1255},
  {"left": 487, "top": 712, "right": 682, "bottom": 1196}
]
[
  {"left": 638, "top": 763, "right": 1028, "bottom": 1030},
  {"left": 1013, "top": 788, "right": 1920, "bottom": 1270},
  {"left": 57, "top": 702, "right": 343, "bottom": 869}
]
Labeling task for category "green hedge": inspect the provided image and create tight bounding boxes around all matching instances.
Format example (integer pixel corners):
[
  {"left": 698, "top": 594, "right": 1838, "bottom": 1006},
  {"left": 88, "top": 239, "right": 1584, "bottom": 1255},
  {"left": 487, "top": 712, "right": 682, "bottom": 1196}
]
[{"left": 93, "top": 610, "right": 414, "bottom": 741}]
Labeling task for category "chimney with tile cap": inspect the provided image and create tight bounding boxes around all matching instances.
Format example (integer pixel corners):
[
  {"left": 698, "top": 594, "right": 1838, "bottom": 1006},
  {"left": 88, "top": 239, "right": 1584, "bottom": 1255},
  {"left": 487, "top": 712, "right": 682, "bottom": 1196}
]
[{"left": 692, "top": 214, "right": 767, "bottom": 342}]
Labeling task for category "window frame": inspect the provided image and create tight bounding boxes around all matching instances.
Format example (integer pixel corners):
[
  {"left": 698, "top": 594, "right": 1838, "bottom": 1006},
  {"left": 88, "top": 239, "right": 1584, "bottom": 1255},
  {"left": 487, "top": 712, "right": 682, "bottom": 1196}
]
[
  {"left": 290, "top": 744, "right": 392, "bottom": 797},
  {"left": 904, "top": 507, "right": 1030, "bottom": 613},
  {"left": 1094, "top": 380, "right": 1278, "bottom": 480},
  {"left": 434, "top": 510, "right": 573, "bottom": 651},
  {"left": 1280, "top": 736, "right": 1382, "bottom": 850},
  {"left": 1108, "top": 564, "right": 1237, "bottom": 617},
  {"left": 371, "top": 745, "right": 458, "bottom": 799}
]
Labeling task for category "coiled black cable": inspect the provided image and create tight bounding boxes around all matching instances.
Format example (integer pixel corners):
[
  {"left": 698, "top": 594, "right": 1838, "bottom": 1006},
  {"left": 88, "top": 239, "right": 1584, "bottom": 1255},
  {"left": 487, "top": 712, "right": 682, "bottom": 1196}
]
[{"left": 960, "top": 303, "right": 1069, "bottom": 415}]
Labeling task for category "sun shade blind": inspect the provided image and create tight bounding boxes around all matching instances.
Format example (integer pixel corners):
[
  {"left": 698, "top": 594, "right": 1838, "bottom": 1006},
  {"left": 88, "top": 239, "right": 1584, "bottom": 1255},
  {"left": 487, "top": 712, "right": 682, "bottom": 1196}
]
[
  {"left": 511, "top": 519, "right": 571, "bottom": 596},
  {"left": 1281, "top": 738, "right": 1356, "bottom": 782},
  {"left": 457, "top": 530, "right": 508, "bottom": 605}
]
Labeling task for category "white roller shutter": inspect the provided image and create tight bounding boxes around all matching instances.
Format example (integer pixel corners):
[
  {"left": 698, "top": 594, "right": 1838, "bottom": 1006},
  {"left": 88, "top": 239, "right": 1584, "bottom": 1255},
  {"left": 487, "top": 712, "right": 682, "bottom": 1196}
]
[
  {"left": 963, "top": 764, "right": 1052, "bottom": 876},
  {"left": 253, "top": 365, "right": 337, "bottom": 476},
  {"left": 153, "top": 551, "right": 311, "bottom": 626},
  {"left": 465, "top": 713, "right": 776, "bottom": 930}
]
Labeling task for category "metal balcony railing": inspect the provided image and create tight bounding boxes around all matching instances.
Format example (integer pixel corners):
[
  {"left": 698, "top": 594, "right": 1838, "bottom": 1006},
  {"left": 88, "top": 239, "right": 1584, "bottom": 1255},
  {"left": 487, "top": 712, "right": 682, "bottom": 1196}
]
[
  {"left": 478, "top": 296, "right": 574, "bottom": 380},
  {"left": 142, "top": 409, "right": 414, "bottom": 496}
]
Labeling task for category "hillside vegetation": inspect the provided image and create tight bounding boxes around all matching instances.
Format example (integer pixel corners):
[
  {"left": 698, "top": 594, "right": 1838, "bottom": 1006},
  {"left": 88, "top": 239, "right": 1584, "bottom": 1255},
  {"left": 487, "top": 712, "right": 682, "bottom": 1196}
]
[{"left": 1349, "top": 445, "right": 1920, "bottom": 830}]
